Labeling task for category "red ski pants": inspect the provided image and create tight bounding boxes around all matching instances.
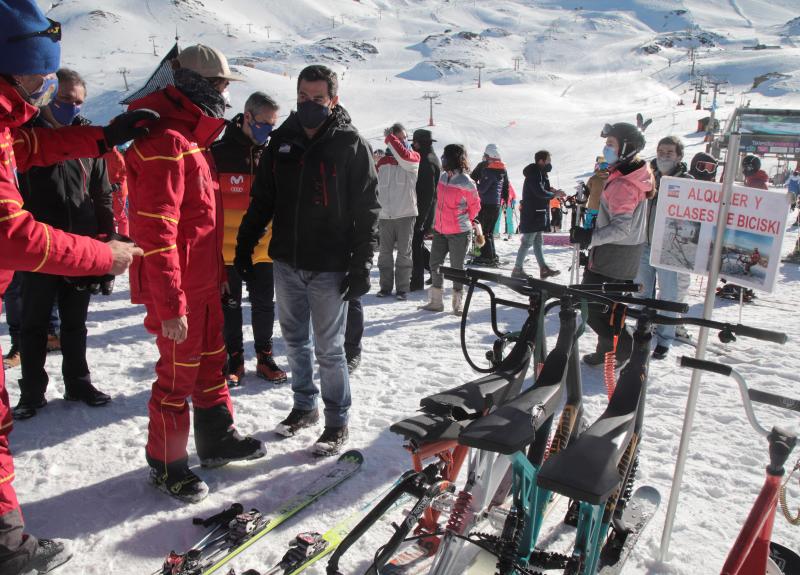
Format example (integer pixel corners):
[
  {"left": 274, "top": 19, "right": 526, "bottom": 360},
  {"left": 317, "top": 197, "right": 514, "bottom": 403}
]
[
  {"left": 0, "top": 346, "right": 19, "bottom": 516},
  {"left": 144, "top": 298, "right": 232, "bottom": 464},
  {"left": 0, "top": 340, "right": 37, "bottom": 572}
]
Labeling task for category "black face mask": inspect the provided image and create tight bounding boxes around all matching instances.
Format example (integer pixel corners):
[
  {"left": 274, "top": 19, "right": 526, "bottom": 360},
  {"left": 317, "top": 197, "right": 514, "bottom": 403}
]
[
  {"left": 544, "top": 163, "right": 553, "bottom": 173},
  {"left": 296, "top": 100, "right": 331, "bottom": 130}
]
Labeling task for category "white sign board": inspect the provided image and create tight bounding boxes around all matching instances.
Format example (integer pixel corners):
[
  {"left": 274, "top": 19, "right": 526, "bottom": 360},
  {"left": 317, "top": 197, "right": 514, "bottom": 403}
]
[{"left": 649, "top": 176, "right": 789, "bottom": 293}]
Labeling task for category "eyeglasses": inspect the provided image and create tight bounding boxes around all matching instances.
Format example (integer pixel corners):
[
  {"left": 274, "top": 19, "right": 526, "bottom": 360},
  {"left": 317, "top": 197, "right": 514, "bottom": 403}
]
[
  {"left": 694, "top": 160, "right": 717, "bottom": 174},
  {"left": 600, "top": 123, "right": 614, "bottom": 138},
  {"left": 9, "top": 18, "right": 61, "bottom": 43}
]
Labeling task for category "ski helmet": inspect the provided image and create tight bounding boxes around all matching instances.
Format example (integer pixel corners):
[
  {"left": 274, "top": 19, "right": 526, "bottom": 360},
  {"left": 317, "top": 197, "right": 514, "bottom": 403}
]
[
  {"left": 689, "top": 152, "right": 718, "bottom": 182},
  {"left": 601, "top": 122, "right": 645, "bottom": 164},
  {"left": 742, "top": 155, "right": 760, "bottom": 176}
]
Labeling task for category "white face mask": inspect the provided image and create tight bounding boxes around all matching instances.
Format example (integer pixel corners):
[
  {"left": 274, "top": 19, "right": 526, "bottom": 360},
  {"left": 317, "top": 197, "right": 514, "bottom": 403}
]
[{"left": 221, "top": 89, "right": 231, "bottom": 107}]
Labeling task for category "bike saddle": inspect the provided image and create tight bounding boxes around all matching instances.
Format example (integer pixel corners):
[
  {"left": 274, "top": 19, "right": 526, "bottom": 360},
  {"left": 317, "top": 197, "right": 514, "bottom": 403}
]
[
  {"left": 457, "top": 349, "right": 569, "bottom": 454},
  {"left": 536, "top": 341, "right": 649, "bottom": 504},
  {"left": 389, "top": 412, "right": 465, "bottom": 444},
  {"left": 419, "top": 342, "right": 532, "bottom": 420}
]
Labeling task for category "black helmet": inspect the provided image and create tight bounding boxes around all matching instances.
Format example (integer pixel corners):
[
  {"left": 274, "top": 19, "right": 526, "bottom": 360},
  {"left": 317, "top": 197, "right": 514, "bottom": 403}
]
[
  {"left": 690, "top": 152, "right": 718, "bottom": 182},
  {"left": 601, "top": 122, "right": 645, "bottom": 164},
  {"left": 742, "top": 155, "right": 760, "bottom": 176}
]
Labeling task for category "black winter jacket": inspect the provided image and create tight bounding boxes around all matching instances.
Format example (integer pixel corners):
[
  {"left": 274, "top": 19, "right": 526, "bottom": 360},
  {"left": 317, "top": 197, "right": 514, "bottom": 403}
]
[
  {"left": 471, "top": 160, "right": 509, "bottom": 206},
  {"left": 518, "top": 163, "right": 554, "bottom": 234},
  {"left": 19, "top": 115, "right": 114, "bottom": 239},
  {"left": 237, "top": 105, "right": 379, "bottom": 273},
  {"left": 415, "top": 145, "right": 441, "bottom": 233}
]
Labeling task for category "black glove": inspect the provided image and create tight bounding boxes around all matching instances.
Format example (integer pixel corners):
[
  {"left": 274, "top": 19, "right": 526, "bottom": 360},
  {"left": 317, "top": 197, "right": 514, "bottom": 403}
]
[
  {"left": 570, "top": 226, "right": 593, "bottom": 250},
  {"left": 100, "top": 276, "right": 115, "bottom": 295},
  {"left": 103, "top": 109, "right": 160, "bottom": 148},
  {"left": 110, "top": 182, "right": 121, "bottom": 193},
  {"left": 234, "top": 245, "right": 255, "bottom": 282},
  {"left": 340, "top": 270, "right": 371, "bottom": 301}
]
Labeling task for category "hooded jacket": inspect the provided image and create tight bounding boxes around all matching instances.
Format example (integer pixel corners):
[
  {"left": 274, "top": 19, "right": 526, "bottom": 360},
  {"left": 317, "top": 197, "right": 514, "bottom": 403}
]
[
  {"left": 237, "top": 105, "right": 379, "bottom": 274},
  {"left": 434, "top": 170, "right": 481, "bottom": 235},
  {"left": 376, "top": 133, "right": 420, "bottom": 220},
  {"left": 125, "top": 85, "right": 226, "bottom": 321},
  {"left": 518, "top": 162, "right": 554, "bottom": 233},
  {"left": 471, "top": 159, "right": 509, "bottom": 206},
  {"left": 588, "top": 159, "right": 654, "bottom": 280},
  {"left": 210, "top": 114, "right": 272, "bottom": 266},
  {"left": 18, "top": 115, "right": 114, "bottom": 241}
]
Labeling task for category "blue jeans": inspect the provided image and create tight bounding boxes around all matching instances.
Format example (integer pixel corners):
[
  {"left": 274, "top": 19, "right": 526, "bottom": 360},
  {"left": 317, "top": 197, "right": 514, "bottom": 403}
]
[
  {"left": 273, "top": 261, "right": 350, "bottom": 427},
  {"left": 515, "top": 232, "right": 546, "bottom": 269},
  {"left": 635, "top": 244, "right": 684, "bottom": 348}
]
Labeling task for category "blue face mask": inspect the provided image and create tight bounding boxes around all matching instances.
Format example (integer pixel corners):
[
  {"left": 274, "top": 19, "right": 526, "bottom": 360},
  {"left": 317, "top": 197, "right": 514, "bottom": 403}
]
[
  {"left": 27, "top": 76, "right": 59, "bottom": 107},
  {"left": 602, "top": 145, "right": 619, "bottom": 165},
  {"left": 49, "top": 99, "right": 81, "bottom": 127},
  {"left": 249, "top": 119, "right": 273, "bottom": 145}
]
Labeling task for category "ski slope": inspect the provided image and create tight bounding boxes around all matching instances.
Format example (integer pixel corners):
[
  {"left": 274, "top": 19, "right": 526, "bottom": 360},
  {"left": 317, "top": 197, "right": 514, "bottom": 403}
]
[{"left": 1, "top": 0, "right": 799, "bottom": 572}]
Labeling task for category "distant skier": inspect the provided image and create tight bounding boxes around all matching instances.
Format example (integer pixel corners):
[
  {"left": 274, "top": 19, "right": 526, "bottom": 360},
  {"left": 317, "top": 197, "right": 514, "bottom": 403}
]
[{"left": 745, "top": 247, "right": 761, "bottom": 275}]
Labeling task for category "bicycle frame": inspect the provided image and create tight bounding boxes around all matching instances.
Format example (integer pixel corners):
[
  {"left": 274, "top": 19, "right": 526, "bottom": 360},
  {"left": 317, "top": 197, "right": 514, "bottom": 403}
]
[{"left": 678, "top": 357, "right": 799, "bottom": 575}]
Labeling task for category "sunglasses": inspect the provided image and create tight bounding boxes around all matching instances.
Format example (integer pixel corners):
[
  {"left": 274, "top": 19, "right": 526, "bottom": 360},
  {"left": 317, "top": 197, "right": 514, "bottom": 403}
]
[
  {"left": 694, "top": 160, "right": 717, "bottom": 174},
  {"left": 9, "top": 18, "right": 61, "bottom": 43}
]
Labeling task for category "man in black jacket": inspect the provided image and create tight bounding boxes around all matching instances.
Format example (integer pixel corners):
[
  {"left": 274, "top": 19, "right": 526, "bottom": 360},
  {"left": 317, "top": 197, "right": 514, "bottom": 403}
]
[
  {"left": 235, "top": 65, "right": 379, "bottom": 456},
  {"left": 409, "top": 129, "right": 440, "bottom": 292},
  {"left": 513, "top": 150, "right": 564, "bottom": 279},
  {"left": 15, "top": 68, "right": 113, "bottom": 419}
]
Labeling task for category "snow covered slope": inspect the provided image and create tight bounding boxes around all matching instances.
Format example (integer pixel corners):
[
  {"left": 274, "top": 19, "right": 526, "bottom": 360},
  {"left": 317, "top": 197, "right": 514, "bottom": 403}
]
[{"left": 0, "top": 0, "right": 797, "bottom": 573}]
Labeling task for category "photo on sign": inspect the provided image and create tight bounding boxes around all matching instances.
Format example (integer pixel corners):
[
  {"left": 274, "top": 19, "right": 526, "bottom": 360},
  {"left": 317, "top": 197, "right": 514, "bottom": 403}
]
[
  {"left": 660, "top": 218, "right": 700, "bottom": 271},
  {"left": 709, "top": 227, "right": 773, "bottom": 288}
]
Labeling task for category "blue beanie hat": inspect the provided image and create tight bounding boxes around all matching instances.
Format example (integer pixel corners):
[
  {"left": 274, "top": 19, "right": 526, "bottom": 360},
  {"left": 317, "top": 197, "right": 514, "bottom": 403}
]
[{"left": 0, "top": 1, "right": 61, "bottom": 75}]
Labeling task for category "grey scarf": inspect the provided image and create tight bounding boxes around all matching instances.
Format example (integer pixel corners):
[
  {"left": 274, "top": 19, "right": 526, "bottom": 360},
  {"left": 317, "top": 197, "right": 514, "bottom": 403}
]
[{"left": 173, "top": 68, "right": 226, "bottom": 119}]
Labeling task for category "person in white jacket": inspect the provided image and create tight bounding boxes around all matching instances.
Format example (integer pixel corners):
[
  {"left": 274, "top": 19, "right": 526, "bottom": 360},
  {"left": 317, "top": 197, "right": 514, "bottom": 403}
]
[{"left": 376, "top": 123, "right": 420, "bottom": 300}]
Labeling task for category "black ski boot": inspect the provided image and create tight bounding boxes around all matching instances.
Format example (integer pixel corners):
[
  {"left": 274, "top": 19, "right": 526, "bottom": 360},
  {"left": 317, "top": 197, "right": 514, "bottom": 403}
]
[
  {"left": 194, "top": 404, "right": 266, "bottom": 468},
  {"left": 20, "top": 538, "right": 73, "bottom": 574},
  {"left": 147, "top": 455, "right": 209, "bottom": 504}
]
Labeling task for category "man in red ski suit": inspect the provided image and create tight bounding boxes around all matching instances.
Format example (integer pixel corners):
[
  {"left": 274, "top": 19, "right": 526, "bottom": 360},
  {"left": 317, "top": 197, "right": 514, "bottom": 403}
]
[
  {"left": 0, "top": 1, "right": 147, "bottom": 571},
  {"left": 104, "top": 146, "right": 129, "bottom": 236},
  {"left": 126, "top": 44, "right": 264, "bottom": 504}
]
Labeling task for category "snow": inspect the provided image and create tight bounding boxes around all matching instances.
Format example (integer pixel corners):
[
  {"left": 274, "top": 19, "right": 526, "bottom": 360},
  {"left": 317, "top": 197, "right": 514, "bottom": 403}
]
[{"left": 2, "top": 0, "right": 799, "bottom": 572}]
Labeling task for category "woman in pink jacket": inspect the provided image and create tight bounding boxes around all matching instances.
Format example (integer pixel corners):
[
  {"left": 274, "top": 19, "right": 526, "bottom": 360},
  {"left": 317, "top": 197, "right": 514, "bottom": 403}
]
[{"left": 420, "top": 144, "right": 481, "bottom": 315}]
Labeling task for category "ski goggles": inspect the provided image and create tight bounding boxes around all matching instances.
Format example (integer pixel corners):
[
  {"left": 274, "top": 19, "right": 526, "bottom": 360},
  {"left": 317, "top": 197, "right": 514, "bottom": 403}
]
[
  {"left": 694, "top": 160, "right": 717, "bottom": 174},
  {"left": 9, "top": 18, "right": 62, "bottom": 43}
]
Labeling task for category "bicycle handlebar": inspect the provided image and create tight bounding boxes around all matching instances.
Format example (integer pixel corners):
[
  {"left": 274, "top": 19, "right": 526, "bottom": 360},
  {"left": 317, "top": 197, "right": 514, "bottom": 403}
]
[
  {"left": 630, "top": 309, "right": 787, "bottom": 344},
  {"left": 679, "top": 356, "right": 732, "bottom": 376}
]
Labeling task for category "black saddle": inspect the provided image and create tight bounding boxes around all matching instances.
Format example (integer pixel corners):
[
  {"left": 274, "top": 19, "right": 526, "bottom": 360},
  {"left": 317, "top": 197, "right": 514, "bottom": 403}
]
[
  {"left": 457, "top": 349, "right": 569, "bottom": 454},
  {"left": 420, "top": 338, "right": 532, "bottom": 419},
  {"left": 536, "top": 334, "right": 650, "bottom": 504}
]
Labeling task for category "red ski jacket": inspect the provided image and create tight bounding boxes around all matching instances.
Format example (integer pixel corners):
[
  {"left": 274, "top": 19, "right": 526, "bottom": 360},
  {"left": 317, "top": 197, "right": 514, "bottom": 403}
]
[
  {"left": 0, "top": 80, "right": 113, "bottom": 301},
  {"left": 0, "top": 79, "right": 113, "bottom": 446},
  {"left": 125, "top": 86, "right": 226, "bottom": 321}
]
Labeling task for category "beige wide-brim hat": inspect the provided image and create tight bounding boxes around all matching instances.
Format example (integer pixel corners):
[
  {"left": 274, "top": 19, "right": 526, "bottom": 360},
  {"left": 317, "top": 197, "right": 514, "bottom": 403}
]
[{"left": 177, "top": 44, "right": 245, "bottom": 81}]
